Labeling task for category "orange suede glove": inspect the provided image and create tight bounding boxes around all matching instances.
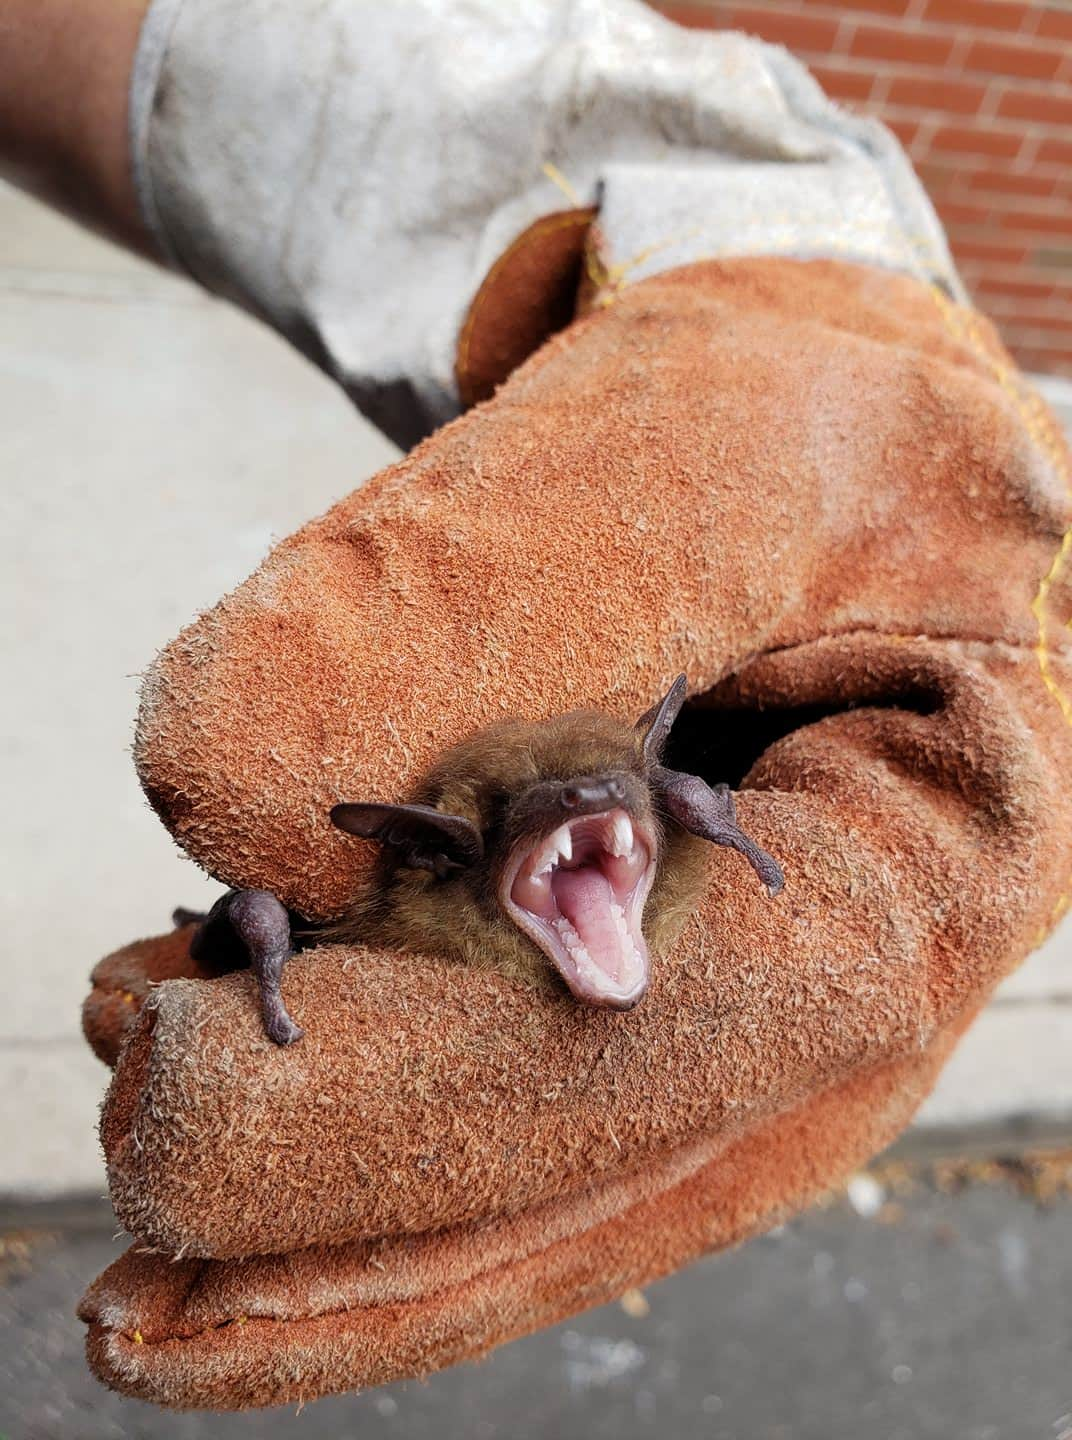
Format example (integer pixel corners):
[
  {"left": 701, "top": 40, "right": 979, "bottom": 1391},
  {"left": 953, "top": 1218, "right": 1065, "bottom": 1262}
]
[{"left": 82, "top": 257, "right": 1072, "bottom": 1409}]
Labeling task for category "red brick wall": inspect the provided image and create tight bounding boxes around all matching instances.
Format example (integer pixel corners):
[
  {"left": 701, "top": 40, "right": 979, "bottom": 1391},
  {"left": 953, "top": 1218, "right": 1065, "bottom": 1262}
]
[{"left": 650, "top": 0, "right": 1072, "bottom": 378}]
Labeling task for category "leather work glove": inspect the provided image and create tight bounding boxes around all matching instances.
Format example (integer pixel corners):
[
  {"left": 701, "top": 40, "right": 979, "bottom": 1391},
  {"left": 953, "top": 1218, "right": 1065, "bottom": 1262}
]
[
  {"left": 81, "top": 252, "right": 1072, "bottom": 1409},
  {"left": 75, "top": 0, "right": 1072, "bottom": 1413}
]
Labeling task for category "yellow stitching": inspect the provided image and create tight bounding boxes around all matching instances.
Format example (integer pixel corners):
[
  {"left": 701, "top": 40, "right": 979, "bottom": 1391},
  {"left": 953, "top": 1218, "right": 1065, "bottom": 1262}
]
[
  {"left": 569, "top": 223, "right": 1070, "bottom": 739},
  {"left": 583, "top": 238, "right": 614, "bottom": 307},
  {"left": 596, "top": 233, "right": 945, "bottom": 303},
  {"left": 601, "top": 218, "right": 945, "bottom": 289},
  {"left": 585, "top": 210, "right": 951, "bottom": 312},
  {"left": 1035, "top": 888, "right": 1070, "bottom": 944},
  {"left": 602, "top": 225, "right": 704, "bottom": 286},
  {"left": 927, "top": 286, "right": 1072, "bottom": 946},
  {"left": 541, "top": 162, "right": 582, "bottom": 207},
  {"left": 1034, "top": 529, "right": 1072, "bottom": 725},
  {"left": 928, "top": 288, "right": 1072, "bottom": 732},
  {"left": 616, "top": 236, "right": 940, "bottom": 291},
  {"left": 585, "top": 230, "right": 1072, "bottom": 940},
  {"left": 578, "top": 218, "right": 1072, "bottom": 944}
]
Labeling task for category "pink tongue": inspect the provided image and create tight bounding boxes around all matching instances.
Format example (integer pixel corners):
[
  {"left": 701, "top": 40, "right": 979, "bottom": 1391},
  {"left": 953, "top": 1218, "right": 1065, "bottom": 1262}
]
[{"left": 552, "top": 866, "right": 624, "bottom": 981}]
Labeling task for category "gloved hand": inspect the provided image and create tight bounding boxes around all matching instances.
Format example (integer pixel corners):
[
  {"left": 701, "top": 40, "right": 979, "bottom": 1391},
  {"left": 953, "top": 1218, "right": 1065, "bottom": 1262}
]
[{"left": 79, "top": 255, "right": 1072, "bottom": 1410}]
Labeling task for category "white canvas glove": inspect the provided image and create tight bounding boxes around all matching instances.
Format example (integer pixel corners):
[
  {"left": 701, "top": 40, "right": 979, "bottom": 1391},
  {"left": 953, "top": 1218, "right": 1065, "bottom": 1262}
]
[{"left": 131, "top": 0, "right": 962, "bottom": 445}]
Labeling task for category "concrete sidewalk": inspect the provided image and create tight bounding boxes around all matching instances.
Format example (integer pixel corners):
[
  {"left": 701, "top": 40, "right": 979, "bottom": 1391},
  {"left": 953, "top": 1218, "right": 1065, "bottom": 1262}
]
[
  {"left": 5, "top": 1165, "right": 1072, "bottom": 1439},
  {"left": 2, "top": 181, "right": 1071, "bottom": 1197}
]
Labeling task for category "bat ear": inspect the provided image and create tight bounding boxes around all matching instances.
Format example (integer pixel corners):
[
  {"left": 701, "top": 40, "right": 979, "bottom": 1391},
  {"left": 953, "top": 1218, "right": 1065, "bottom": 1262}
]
[
  {"left": 330, "top": 802, "right": 484, "bottom": 879},
  {"left": 636, "top": 673, "right": 688, "bottom": 764},
  {"left": 651, "top": 764, "right": 785, "bottom": 898}
]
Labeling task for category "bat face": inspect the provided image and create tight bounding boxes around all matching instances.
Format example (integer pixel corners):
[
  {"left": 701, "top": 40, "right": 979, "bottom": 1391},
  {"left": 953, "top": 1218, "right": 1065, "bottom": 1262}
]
[
  {"left": 331, "top": 678, "right": 783, "bottom": 1009},
  {"left": 489, "top": 724, "right": 660, "bottom": 1009}
]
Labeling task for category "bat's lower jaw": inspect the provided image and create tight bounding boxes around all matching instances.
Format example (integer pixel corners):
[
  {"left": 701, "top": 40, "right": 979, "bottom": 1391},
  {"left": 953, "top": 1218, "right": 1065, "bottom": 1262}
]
[
  {"left": 557, "top": 948, "right": 650, "bottom": 1010},
  {"left": 511, "top": 917, "right": 651, "bottom": 1010},
  {"left": 499, "top": 807, "right": 656, "bottom": 1009}
]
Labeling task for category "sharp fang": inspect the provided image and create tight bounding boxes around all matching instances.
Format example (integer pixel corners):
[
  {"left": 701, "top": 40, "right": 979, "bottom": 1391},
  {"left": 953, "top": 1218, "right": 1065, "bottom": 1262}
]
[
  {"left": 532, "top": 823, "right": 573, "bottom": 877},
  {"left": 611, "top": 812, "right": 634, "bottom": 858}
]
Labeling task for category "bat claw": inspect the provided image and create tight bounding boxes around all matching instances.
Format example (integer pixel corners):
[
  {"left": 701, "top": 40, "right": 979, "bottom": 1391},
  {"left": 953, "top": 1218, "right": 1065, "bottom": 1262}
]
[{"left": 264, "top": 1007, "right": 304, "bottom": 1047}]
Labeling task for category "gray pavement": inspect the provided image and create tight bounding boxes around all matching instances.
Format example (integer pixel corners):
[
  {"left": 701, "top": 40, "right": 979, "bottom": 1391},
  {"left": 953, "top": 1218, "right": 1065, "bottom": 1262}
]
[{"left": 3, "top": 1167, "right": 1071, "bottom": 1440}]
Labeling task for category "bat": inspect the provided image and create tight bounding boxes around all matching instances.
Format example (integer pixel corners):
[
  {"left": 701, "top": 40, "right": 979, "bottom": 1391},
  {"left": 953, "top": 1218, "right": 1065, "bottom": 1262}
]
[{"left": 181, "top": 677, "right": 783, "bottom": 1044}]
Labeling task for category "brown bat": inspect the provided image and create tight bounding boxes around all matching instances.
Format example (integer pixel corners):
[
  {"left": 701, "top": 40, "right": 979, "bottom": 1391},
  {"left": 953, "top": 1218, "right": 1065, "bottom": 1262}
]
[{"left": 182, "top": 677, "right": 783, "bottom": 1044}]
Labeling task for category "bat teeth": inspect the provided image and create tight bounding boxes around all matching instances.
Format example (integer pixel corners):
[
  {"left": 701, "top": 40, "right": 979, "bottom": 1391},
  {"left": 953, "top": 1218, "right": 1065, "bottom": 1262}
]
[
  {"left": 610, "top": 902, "right": 641, "bottom": 962},
  {"left": 553, "top": 916, "right": 591, "bottom": 967},
  {"left": 610, "top": 811, "right": 634, "bottom": 858},
  {"left": 532, "top": 822, "right": 573, "bottom": 878}
]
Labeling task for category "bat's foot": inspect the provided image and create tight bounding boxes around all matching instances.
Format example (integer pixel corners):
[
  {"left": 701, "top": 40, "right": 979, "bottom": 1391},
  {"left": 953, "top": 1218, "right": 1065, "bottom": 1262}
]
[
  {"left": 226, "top": 890, "right": 304, "bottom": 1046},
  {"left": 189, "top": 889, "right": 305, "bottom": 1043},
  {"left": 263, "top": 1001, "right": 305, "bottom": 1047}
]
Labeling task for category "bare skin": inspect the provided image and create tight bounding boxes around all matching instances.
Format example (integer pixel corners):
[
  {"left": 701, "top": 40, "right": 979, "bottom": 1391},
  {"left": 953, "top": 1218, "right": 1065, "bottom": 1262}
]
[
  {"left": 185, "top": 678, "right": 784, "bottom": 1044},
  {"left": 179, "top": 889, "right": 304, "bottom": 1045},
  {"left": 0, "top": 0, "right": 153, "bottom": 253}
]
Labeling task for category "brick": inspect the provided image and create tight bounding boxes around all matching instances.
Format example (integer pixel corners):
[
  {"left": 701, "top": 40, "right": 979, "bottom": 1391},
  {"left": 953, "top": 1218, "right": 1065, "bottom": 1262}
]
[
  {"left": 850, "top": 21, "right": 956, "bottom": 66},
  {"left": 815, "top": 0, "right": 912, "bottom": 12},
  {"left": 1015, "top": 344, "right": 1072, "bottom": 360},
  {"left": 1009, "top": 348, "right": 1072, "bottom": 373},
  {"left": 1002, "top": 326, "right": 1072, "bottom": 344},
  {"left": 999, "top": 329, "right": 1072, "bottom": 354},
  {"left": 809, "top": 62, "right": 879, "bottom": 103},
  {"left": 1036, "top": 136, "right": 1072, "bottom": 166},
  {"left": 996, "top": 207, "right": 1072, "bottom": 236},
  {"left": 914, "top": 179, "right": 961, "bottom": 214},
  {"left": 972, "top": 274, "right": 1060, "bottom": 300},
  {"left": 655, "top": 4, "right": 726, "bottom": 29},
  {"left": 882, "top": 115, "right": 923, "bottom": 150},
  {"left": 922, "top": 0, "right": 1034, "bottom": 29},
  {"left": 997, "top": 86, "right": 1072, "bottom": 125},
  {"left": 1035, "top": 245, "right": 1072, "bottom": 271},
  {"left": 963, "top": 36, "right": 1065, "bottom": 80},
  {"left": 951, "top": 236, "right": 1031, "bottom": 263},
  {"left": 915, "top": 158, "right": 976, "bottom": 193},
  {"left": 965, "top": 168, "right": 1059, "bottom": 198},
  {"left": 885, "top": 74, "right": 987, "bottom": 113},
  {"left": 979, "top": 305, "right": 1072, "bottom": 329},
  {"left": 973, "top": 282, "right": 1071, "bottom": 309},
  {"left": 1035, "top": 6, "right": 1072, "bottom": 44},
  {"left": 936, "top": 199, "right": 995, "bottom": 227},
  {"left": 726, "top": 5, "right": 842, "bottom": 52},
  {"left": 930, "top": 123, "right": 1025, "bottom": 158}
]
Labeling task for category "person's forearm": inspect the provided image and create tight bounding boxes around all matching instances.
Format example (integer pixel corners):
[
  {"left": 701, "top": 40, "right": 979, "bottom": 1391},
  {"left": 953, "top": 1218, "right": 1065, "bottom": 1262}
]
[{"left": 0, "top": 0, "right": 152, "bottom": 252}]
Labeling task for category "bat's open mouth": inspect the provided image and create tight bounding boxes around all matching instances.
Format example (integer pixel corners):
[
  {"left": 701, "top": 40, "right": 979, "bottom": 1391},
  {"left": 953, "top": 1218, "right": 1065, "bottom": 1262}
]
[{"left": 499, "top": 807, "right": 657, "bottom": 1008}]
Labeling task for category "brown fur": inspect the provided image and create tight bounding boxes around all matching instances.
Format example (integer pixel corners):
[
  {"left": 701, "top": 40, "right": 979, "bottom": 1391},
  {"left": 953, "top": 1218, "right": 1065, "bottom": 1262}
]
[{"left": 327, "top": 707, "right": 707, "bottom": 992}]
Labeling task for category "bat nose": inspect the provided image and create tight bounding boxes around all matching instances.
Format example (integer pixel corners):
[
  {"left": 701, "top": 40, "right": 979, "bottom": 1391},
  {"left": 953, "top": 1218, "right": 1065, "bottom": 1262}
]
[{"left": 558, "top": 775, "right": 626, "bottom": 815}]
